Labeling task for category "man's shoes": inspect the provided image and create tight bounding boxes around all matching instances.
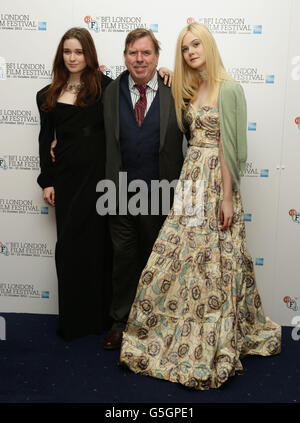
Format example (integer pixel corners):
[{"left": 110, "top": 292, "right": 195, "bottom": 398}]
[{"left": 103, "top": 330, "right": 123, "bottom": 350}]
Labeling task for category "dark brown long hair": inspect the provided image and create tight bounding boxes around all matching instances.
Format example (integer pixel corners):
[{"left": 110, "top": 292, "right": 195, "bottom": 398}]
[{"left": 43, "top": 27, "right": 102, "bottom": 110}]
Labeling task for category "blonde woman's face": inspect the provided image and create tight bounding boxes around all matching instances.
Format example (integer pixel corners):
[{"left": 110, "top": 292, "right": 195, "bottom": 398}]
[{"left": 181, "top": 31, "right": 206, "bottom": 71}]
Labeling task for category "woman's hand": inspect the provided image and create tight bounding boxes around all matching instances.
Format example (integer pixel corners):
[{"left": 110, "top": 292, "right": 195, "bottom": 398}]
[
  {"left": 43, "top": 187, "right": 55, "bottom": 207},
  {"left": 158, "top": 67, "right": 173, "bottom": 87},
  {"left": 220, "top": 199, "right": 233, "bottom": 230}
]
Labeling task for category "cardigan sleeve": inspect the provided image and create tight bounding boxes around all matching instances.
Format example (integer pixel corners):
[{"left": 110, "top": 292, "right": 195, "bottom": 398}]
[
  {"left": 219, "top": 80, "right": 248, "bottom": 191},
  {"left": 235, "top": 83, "right": 247, "bottom": 173},
  {"left": 36, "top": 88, "right": 55, "bottom": 189}
]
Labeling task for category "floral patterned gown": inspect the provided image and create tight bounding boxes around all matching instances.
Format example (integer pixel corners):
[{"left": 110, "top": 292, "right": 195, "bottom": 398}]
[{"left": 119, "top": 105, "right": 281, "bottom": 390}]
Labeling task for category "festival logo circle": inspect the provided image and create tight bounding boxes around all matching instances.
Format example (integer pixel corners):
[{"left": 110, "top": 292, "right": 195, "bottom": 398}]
[
  {"left": 187, "top": 17, "right": 195, "bottom": 24},
  {"left": 289, "top": 209, "right": 300, "bottom": 224},
  {"left": 283, "top": 296, "right": 299, "bottom": 312}
]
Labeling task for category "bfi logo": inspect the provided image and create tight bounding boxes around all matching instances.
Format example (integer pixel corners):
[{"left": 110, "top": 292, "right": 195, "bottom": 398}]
[
  {"left": 292, "top": 316, "right": 300, "bottom": 341},
  {"left": 0, "top": 316, "right": 6, "bottom": 340}
]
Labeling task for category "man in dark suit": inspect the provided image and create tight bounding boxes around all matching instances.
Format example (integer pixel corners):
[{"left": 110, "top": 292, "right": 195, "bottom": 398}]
[{"left": 102, "top": 28, "right": 184, "bottom": 349}]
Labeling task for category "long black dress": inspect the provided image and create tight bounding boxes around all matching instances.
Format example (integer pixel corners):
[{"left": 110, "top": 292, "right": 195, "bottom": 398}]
[{"left": 37, "top": 74, "right": 113, "bottom": 341}]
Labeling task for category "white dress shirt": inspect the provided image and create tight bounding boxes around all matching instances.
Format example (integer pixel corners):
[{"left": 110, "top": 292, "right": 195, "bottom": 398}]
[{"left": 128, "top": 72, "right": 158, "bottom": 118}]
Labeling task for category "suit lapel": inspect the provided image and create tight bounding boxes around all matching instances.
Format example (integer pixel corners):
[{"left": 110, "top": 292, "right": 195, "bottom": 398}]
[
  {"left": 158, "top": 74, "right": 170, "bottom": 152},
  {"left": 113, "top": 72, "right": 127, "bottom": 142}
]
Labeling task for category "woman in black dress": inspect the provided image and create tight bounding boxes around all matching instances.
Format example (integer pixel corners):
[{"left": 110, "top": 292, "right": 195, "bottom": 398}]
[{"left": 36, "top": 27, "right": 113, "bottom": 341}]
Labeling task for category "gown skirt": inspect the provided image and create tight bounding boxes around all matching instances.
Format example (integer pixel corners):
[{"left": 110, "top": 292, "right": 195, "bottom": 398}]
[{"left": 120, "top": 105, "right": 281, "bottom": 390}]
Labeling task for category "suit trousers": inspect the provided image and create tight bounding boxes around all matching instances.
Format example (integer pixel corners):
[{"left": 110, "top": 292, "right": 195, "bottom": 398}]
[{"left": 109, "top": 195, "right": 166, "bottom": 332}]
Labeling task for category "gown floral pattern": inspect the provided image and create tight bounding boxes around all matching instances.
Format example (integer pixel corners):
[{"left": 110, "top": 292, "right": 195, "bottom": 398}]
[{"left": 119, "top": 104, "right": 281, "bottom": 390}]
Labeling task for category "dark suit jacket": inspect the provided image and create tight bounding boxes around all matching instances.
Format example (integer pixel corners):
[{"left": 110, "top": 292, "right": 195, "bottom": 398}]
[{"left": 103, "top": 70, "right": 184, "bottom": 196}]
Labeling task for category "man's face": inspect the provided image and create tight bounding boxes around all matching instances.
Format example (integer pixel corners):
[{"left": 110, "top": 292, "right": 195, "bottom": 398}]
[{"left": 124, "top": 36, "right": 159, "bottom": 85}]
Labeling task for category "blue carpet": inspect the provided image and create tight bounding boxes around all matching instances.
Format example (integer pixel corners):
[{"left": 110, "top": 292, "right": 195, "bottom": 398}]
[{"left": 0, "top": 313, "right": 299, "bottom": 404}]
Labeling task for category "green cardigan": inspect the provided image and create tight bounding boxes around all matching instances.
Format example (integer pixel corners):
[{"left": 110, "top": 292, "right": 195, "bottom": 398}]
[{"left": 218, "top": 79, "right": 247, "bottom": 191}]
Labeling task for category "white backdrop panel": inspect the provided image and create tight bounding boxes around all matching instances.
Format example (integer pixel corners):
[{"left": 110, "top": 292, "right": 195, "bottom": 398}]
[
  {"left": 273, "top": 0, "right": 300, "bottom": 325},
  {"left": 0, "top": 0, "right": 299, "bottom": 326}
]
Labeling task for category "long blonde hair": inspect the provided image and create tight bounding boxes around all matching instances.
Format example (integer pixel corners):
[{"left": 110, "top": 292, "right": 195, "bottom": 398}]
[{"left": 172, "top": 22, "right": 232, "bottom": 131}]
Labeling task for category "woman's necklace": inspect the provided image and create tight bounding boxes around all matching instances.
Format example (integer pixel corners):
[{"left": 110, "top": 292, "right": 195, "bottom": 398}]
[
  {"left": 66, "top": 81, "right": 83, "bottom": 94},
  {"left": 199, "top": 69, "right": 208, "bottom": 81}
]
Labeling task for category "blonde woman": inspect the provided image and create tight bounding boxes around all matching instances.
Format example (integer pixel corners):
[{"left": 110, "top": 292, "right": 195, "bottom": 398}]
[{"left": 120, "top": 23, "right": 281, "bottom": 390}]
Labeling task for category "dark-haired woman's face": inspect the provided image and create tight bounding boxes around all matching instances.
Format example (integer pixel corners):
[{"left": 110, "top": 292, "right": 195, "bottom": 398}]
[{"left": 63, "top": 38, "right": 87, "bottom": 76}]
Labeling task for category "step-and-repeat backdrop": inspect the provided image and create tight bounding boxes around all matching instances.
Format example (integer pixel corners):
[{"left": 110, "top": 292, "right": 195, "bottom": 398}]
[{"left": 0, "top": 0, "right": 299, "bottom": 326}]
